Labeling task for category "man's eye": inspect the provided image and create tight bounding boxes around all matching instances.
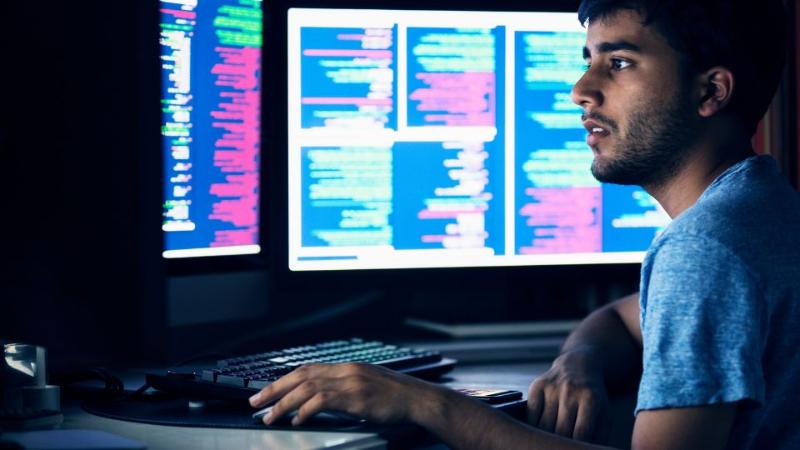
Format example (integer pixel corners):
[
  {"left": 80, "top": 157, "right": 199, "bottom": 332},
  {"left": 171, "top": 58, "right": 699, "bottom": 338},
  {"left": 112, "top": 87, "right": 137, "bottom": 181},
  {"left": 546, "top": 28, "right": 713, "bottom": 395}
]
[{"left": 611, "top": 58, "right": 631, "bottom": 70}]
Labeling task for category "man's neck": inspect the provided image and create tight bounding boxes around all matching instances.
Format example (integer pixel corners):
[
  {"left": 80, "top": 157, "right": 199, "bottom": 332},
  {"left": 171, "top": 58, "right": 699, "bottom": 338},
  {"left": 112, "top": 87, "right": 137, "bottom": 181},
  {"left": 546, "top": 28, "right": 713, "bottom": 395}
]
[{"left": 645, "top": 140, "right": 754, "bottom": 218}]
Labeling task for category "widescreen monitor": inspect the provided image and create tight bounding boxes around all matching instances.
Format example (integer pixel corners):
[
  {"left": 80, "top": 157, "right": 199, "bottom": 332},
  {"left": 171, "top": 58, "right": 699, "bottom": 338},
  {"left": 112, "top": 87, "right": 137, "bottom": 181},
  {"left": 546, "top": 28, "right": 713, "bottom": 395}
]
[
  {"left": 288, "top": 8, "right": 671, "bottom": 271},
  {"left": 160, "top": 0, "right": 263, "bottom": 259},
  {"left": 288, "top": 8, "right": 669, "bottom": 271}
]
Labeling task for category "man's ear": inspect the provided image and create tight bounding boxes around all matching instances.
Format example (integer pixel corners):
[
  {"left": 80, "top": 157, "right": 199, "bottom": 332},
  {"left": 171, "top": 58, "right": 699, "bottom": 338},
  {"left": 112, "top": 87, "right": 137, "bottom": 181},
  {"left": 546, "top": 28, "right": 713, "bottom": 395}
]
[{"left": 697, "top": 67, "right": 735, "bottom": 118}]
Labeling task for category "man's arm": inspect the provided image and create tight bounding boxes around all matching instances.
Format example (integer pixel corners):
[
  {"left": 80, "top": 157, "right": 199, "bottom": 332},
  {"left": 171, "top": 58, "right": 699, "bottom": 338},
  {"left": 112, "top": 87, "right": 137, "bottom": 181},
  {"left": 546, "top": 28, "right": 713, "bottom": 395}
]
[
  {"left": 249, "top": 360, "right": 738, "bottom": 450},
  {"left": 633, "top": 406, "right": 737, "bottom": 450},
  {"left": 250, "top": 362, "right": 617, "bottom": 450},
  {"left": 418, "top": 380, "right": 738, "bottom": 450},
  {"left": 527, "top": 292, "right": 642, "bottom": 441}
]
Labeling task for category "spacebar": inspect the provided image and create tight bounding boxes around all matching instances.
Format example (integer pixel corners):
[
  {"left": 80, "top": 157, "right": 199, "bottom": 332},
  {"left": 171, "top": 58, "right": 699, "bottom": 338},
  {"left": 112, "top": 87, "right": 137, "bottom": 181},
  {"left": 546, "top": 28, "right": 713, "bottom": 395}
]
[
  {"left": 216, "top": 375, "right": 248, "bottom": 387},
  {"left": 375, "top": 354, "right": 440, "bottom": 369}
]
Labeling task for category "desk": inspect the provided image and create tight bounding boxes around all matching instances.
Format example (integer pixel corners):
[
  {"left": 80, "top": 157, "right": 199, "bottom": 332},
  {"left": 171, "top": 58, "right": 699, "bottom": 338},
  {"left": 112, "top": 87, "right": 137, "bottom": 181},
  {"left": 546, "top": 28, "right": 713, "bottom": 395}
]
[
  {"left": 44, "top": 361, "right": 546, "bottom": 450},
  {"left": 60, "top": 403, "right": 385, "bottom": 450},
  {"left": 45, "top": 361, "right": 634, "bottom": 450}
]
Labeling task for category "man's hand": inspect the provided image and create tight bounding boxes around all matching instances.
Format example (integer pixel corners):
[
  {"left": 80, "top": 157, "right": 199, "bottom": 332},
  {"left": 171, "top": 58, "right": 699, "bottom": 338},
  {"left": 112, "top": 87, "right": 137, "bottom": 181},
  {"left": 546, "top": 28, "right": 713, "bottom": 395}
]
[
  {"left": 249, "top": 362, "right": 618, "bottom": 450},
  {"left": 526, "top": 292, "right": 642, "bottom": 443},
  {"left": 527, "top": 348, "right": 608, "bottom": 442},
  {"left": 248, "top": 362, "right": 439, "bottom": 426}
]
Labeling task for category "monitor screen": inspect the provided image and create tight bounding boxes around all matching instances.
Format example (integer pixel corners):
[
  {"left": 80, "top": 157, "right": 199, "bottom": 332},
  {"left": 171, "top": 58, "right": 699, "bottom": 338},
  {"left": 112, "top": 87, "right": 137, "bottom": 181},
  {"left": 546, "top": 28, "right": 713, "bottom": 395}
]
[
  {"left": 160, "top": 0, "right": 263, "bottom": 259},
  {"left": 288, "top": 8, "right": 671, "bottom": 271}
]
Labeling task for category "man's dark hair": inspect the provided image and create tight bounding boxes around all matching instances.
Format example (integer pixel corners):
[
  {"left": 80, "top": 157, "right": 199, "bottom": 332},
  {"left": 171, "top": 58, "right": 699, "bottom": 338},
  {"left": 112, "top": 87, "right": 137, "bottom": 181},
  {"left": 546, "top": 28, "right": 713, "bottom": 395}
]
[{"left": 578, "top": 0, "right": 787, "bottom": 136}]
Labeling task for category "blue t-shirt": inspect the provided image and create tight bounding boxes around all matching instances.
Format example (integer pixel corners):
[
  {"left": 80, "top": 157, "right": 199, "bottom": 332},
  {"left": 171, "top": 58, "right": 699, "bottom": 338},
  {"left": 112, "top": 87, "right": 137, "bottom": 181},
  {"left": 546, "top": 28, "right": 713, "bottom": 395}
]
[{"left": 637, "top": 155, "right": 800, "bottom": 449}]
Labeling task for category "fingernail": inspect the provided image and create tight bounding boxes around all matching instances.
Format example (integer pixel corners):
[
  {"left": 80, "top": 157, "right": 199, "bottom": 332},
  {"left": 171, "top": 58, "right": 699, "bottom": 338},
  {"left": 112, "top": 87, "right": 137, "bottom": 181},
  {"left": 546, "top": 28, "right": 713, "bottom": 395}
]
[
  {"left": 291, "top": 415, "right": 300, "bottom": 426},
  {"left": 263, "top": 411, "right": 272, "bottom": 424},
  {"left": 249, "top": 393, "right": 261, "bottom": 406}
]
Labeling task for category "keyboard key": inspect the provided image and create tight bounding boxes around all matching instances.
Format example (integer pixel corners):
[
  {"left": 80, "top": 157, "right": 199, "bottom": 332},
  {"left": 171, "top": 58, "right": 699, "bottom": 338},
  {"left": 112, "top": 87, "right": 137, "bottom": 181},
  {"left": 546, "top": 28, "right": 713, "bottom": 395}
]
[
  {"left": 249, "top": 379, "right": 271, "bottom": 390},
  {"left": 201, "top": 370, "right": 219, "bottom": 382},
  {"left": 216, "top": 374, "right": 248, "bottom": 387}
]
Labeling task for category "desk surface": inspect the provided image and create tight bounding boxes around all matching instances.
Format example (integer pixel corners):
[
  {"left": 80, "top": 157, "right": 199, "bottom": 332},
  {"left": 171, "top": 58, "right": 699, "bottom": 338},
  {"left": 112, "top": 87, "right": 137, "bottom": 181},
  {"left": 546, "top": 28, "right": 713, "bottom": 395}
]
[
  {"left": 62, "top": 404, "right": 386, "bottom": 450},
  {"left": 51, "top": 361, "right": 550, "bottom": 450}
]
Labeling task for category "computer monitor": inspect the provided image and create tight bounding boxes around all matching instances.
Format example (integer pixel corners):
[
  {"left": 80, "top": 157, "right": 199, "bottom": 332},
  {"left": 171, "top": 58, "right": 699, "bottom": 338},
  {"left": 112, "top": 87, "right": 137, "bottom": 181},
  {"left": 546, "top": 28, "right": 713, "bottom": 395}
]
[
  {"left": 160, "top": 0, "right": 263, "bottom": 259},
  {"left": 287, "top": 8, "right": 670, "bottom": 272}
]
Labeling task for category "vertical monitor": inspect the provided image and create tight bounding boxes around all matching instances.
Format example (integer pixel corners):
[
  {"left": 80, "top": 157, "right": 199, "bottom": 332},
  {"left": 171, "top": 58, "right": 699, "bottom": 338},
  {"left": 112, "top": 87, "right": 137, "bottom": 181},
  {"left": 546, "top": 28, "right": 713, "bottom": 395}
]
[
  {"left": 160, "top": 0, "right": 263, "bottom": 259},
  {"left": 288, "top": 8, "right": 671, "bottom": 271}
]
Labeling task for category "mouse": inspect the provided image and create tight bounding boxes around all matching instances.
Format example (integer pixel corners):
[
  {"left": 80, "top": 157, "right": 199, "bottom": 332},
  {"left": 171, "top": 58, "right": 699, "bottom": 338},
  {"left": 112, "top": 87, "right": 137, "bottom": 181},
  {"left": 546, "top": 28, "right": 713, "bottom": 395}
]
[{"left": 252, "top": 406, "right": 364, "bottom": 425}]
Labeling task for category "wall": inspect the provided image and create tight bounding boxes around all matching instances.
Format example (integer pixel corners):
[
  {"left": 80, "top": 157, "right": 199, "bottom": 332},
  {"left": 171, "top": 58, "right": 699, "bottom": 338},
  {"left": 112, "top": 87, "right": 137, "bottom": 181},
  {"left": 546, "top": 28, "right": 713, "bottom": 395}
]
[{"left": 0, "top": 1, "right": 164, "bottom": 367}]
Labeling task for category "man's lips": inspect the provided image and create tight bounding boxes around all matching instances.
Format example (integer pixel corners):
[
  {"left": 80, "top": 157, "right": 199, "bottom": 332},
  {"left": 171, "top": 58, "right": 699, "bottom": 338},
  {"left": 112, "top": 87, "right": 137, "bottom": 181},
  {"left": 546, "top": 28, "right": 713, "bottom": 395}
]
[{"left": 583, "top": 119, "right": 611, "bottom": 147}]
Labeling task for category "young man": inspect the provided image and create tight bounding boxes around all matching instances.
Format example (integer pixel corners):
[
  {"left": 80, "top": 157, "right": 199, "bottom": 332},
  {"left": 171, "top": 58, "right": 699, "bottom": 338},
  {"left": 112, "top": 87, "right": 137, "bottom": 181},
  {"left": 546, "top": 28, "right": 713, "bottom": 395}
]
[{"left": 250, "top": 1, "right": 800, "bottom": 448}]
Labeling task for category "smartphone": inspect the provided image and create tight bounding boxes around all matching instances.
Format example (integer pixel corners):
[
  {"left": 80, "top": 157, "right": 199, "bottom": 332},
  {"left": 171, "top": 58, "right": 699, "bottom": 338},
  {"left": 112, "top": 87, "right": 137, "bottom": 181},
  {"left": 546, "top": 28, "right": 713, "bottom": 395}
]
[{"left": 454, "top": 387, "right": 523, "bottom": 404}]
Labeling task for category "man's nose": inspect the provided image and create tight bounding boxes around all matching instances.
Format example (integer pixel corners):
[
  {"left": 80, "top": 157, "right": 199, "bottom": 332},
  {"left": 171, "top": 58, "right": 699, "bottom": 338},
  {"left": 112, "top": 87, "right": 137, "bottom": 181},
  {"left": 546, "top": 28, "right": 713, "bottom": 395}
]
[{"left": 571, "top": 70, "right": 603, "bottom": 108}]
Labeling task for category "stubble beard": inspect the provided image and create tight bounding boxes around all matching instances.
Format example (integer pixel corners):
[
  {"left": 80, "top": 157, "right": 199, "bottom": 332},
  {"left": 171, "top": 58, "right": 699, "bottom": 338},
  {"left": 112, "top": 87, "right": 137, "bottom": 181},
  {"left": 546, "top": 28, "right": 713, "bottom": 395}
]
[{"left": 589, "top": 89, "right": 701, "bottom": 189}]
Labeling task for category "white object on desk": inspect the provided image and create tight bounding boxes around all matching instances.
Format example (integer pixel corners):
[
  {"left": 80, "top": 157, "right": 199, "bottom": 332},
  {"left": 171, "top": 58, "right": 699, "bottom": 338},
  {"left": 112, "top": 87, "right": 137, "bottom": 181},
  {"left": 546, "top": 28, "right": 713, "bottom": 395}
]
[{"left": 1, "top": 430, "right": 146, "bottom": 450}]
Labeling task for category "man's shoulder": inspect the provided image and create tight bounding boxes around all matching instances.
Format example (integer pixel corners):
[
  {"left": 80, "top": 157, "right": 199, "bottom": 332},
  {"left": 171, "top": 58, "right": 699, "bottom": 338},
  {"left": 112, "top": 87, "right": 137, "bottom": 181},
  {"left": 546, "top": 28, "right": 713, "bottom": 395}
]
[
  {"left": 637, "top": 157, "right": 800, "bottom": 450},
  {"left": 696, "top": 155, "right": 800, "bottom": 221},
  {"left": 654, "top": 155, "right": 800, "bottom": 262},
  {"left": 639, "top": 156, "right": 800, "bottom": 339}
]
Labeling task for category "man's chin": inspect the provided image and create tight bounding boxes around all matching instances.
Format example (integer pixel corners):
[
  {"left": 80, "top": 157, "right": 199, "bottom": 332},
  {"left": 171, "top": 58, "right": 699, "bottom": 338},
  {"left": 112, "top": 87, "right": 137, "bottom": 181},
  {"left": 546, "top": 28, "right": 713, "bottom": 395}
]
[
  {"left": 590, "top": 160, "right": 640, "bottom": 185},
  {"left": 590, "top": 158, "right": 612, "bottom": 183},
  {"left": 590, "top": 164, "right": 610, "bottom": 183}
]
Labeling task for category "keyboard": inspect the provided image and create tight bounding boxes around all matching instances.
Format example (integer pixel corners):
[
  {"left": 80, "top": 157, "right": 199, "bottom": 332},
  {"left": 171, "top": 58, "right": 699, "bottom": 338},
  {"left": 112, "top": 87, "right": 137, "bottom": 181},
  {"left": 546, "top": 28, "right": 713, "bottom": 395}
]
[{"left": 146, "top": 338, "right": 456, "bottom": 401}]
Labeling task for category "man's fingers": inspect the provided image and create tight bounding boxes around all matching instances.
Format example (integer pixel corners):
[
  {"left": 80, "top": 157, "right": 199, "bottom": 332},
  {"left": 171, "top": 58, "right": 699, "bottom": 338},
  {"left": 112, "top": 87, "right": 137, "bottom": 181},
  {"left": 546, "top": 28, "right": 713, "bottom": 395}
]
[
  {"left": 573, "top": 399, "right": 598, "bottom": 442},
  {"left": 526, "top": 382, "right": 544, "bottom": 425},
  {"left": 554, "top": 394, "right": 578, "bottom": 438},
  {"left": 251, "top": 364, "right": 326, "bottom": 408},
  {"left": 250, "top": 372, "right": 300, "bottom": 408},
  {"left": 537, "top": 388, "right": 559, "bottom": 432},
  {"left": 266, "top": 376, "right": 336, "bottom": 424},
  {"left": 292, "top": 391, "right": 336, "bottom": 425}
]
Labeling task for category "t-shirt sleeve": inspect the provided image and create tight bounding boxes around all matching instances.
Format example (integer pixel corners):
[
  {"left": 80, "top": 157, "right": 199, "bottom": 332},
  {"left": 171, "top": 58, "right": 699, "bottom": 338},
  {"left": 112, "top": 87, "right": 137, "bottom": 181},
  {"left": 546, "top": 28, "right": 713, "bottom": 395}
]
[{"left": 636, "top": 235, "right": 766, "bottom": 414}]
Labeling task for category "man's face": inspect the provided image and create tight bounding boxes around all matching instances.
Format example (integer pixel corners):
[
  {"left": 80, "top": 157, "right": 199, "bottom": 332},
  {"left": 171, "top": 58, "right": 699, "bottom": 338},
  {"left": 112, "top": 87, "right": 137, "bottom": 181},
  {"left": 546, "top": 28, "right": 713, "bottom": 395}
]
[{"left": 572, "top": 9, "right": 702, "bottom": 187}]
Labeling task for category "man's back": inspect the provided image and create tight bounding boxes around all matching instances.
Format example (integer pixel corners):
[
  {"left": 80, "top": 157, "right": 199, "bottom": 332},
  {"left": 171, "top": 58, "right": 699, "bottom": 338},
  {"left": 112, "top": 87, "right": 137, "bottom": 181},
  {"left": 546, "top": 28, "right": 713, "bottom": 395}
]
[{"left": 638, "top": 155, "right": 800, "bottom": 449}]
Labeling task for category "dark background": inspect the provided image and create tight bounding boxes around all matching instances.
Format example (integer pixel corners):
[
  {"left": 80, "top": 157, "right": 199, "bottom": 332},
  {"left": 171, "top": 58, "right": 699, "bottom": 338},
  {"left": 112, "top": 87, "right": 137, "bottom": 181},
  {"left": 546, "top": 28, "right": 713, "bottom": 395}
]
[
  {"left": 1, "top": 0, "right": 794, "bottom": 369},
  {"left": 1, "top": 1, "right": 164, "bottom": 367}
]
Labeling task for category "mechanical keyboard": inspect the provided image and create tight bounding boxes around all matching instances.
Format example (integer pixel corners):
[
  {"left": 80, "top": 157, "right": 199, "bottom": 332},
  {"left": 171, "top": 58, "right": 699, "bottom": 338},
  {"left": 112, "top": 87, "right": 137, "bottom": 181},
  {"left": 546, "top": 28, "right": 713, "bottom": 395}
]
[{"left": 146, "top": 338, "right": 456, "bottom": 401}]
